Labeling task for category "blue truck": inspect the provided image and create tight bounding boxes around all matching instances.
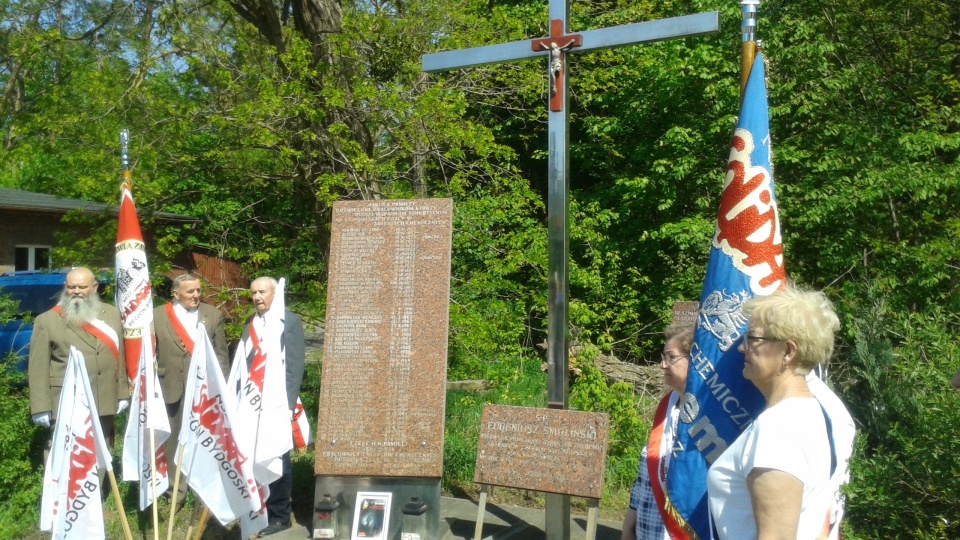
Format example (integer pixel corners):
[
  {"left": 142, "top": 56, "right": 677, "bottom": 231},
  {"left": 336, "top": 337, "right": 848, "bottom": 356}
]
[{"left": 0, "top": 270, "right": 69, "bottom": 377}]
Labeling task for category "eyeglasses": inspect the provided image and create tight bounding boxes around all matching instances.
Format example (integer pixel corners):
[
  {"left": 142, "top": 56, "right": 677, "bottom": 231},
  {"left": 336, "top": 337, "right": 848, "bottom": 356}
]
[
  {"left": 743, "top": 335, "right": 780, "bottom": 351},
  {"left": 660, "top": 353, "right": 687, "bottom": 367}
]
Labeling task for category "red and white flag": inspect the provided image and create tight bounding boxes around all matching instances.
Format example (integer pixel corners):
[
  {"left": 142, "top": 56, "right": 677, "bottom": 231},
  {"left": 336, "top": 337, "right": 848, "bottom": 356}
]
[
  {"left": 121, "top": 333, "right": 170, "bottom": 510},
  {"left": 115, "top": 181, "right": 154, "bottom": 383},
  {"left": 115, "top": 178, "right": 169, "bottom": 509},
  {"left": 181, "top": 327, "right": 265, "bottom": 538},
  {"left": 292, "top": 397, "right": 312, "bottom": 449},
  {"left": 226, "top": 278, "right": 294, "bottom": 536},
  {"left": 227, "top": 278, "right": 293, "bottom": 482},
  {"left": 40, "top": 347, "right": 114, "bottom": 539}
]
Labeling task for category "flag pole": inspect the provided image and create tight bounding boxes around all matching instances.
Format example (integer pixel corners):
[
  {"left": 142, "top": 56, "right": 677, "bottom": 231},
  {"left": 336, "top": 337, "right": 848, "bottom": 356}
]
[
  {"left": 740, "top": 0, "right": 760, "bottom": 100},
  {"left": 166, "top": 444, "right": 186, "bottom": 540},
  {"left": 113, "top": 133, "right": 133, "bottom": 540},
  {"left": 149, "top": 427, "right": 160, "bottom": 540},
  {"left": 192, "top": 507, "right": 211, "bottom": 540},
  {"left": 120, "top": 129, "right": 132, "bottom": 190},
  {"left": 107, "top": 469, "right": 134, "bottom": 540}
]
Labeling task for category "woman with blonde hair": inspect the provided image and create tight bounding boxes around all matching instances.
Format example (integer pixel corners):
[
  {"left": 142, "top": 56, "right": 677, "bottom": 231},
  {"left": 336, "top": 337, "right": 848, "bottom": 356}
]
[{"left": 707, "top": 283, "right": 843, "bottom": 540}]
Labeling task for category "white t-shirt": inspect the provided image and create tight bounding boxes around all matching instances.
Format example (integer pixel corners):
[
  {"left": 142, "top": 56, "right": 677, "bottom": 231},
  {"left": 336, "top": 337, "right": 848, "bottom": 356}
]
[
  {"left": 806, "top": 372, "right": 856, "bottom": 540},
  {"left": 707, "top": 397, "right": 832, "bottom": 540}
]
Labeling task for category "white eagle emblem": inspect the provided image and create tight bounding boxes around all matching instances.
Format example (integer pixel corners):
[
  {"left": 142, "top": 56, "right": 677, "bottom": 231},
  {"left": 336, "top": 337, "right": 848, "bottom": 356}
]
[{"left": 699, "top": 290, "right": 750, "bottom": 352}]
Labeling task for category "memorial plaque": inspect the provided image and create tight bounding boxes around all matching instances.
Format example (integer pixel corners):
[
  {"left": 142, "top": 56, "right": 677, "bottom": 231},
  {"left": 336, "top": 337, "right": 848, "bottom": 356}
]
[
  {"left": 315, "top": 199, "right": 453, "bottom": 477},
  {"left": 474, "top": 404, "right": 609, "bottom": 499},
  {"left": 671, "top": 301, "right": 699, "bottom": 326}
]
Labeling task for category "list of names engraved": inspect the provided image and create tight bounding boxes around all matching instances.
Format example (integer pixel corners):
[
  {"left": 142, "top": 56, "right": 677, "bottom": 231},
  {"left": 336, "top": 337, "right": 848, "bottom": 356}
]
[
  {"left": 474, "top": 405, "right": 609, "bottom": 499},
  {"left": 315, "top": 199, "right": 452, "bottom": 477}
]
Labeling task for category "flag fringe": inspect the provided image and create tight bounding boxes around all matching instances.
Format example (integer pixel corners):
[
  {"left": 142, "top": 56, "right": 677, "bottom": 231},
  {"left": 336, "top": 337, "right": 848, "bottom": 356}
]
[{"left": 662, "top": 494, "right": 703, "bottom": 540}]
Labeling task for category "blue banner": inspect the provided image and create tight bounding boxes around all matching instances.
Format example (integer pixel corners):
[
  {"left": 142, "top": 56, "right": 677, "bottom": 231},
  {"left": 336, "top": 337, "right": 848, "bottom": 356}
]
[{"left": 663, "top": 53, "right": 787, "bottom": 539}]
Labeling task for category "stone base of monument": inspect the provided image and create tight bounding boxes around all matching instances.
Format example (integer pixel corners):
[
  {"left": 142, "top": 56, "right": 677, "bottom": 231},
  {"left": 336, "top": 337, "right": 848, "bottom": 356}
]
[{"left": 313, "top": 476, "right": 443, "bottom": 540}]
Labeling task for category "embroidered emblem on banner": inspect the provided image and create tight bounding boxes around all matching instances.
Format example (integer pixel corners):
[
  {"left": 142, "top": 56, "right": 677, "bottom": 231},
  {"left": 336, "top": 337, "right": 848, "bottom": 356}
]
[
  {"left": 714, "top": 128, "right": 786, "bottom": 296},
  {"left": 699, "top": 290, "right": 749, "bottom": 352}
]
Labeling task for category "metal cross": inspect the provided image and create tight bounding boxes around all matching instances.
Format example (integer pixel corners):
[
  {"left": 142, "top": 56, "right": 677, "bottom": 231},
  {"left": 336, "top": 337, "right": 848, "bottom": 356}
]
[{"left": 423, "top": 3, "right": 718, "bottom": 537}]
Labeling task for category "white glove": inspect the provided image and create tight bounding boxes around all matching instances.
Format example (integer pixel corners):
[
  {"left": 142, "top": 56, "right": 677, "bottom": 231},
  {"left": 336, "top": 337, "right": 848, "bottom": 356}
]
[
  {"left": 32, "top": 412, "right": 52, "bottom": 428},
  {"left": 116, "top": 399, "right": 130, "bottom": 415}
]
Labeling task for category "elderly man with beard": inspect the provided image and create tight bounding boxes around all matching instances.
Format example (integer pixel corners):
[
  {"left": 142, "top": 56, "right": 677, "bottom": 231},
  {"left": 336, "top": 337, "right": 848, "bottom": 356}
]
[{"left": 28, "top": 267, "right": 129, "bottom": 447}]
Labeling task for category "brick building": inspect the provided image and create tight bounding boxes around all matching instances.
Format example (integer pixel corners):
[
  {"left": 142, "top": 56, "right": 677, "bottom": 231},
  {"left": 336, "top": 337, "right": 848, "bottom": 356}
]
[{"left": 0, "top": 188, "right": 246, "bottom": 302}]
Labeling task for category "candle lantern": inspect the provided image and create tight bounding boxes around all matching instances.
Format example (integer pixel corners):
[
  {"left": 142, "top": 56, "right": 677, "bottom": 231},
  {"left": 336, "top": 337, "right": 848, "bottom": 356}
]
[
  {"left": 313, "top": 493, "right": 340, "bottom": 539},
  {"left": 400, "top": 496, "right": 428, "bottom": 540}
]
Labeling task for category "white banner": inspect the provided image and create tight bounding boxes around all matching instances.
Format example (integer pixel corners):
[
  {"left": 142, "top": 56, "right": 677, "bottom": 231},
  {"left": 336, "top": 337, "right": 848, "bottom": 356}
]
[
  {"left": 40, "top": 347, "right": 113, "bottom": 539},
  {"left": 182, "top": 327, "right": 265, "bottom": 537},
  {"left": 121, "top": 332, "right": 170, "bottom": 510}
]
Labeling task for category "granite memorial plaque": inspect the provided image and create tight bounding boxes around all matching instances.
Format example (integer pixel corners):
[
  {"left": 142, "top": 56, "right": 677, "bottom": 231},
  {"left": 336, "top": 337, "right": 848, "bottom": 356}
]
[
  {"left": 474, "top": 404, "right": 609, "bottom": 499},
  {"left": 671, "top": 301, "right": 699, "bottom": 326},
  {"left": 315, "top": 199, "right": 452, "bottom": 478}
]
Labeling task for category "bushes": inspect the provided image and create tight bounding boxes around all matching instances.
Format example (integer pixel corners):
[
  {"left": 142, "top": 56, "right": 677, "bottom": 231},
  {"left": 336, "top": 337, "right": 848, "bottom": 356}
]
[
  {"left": 837, "top": 291, "right": 960, "bottom": 539},
  {"left": 0, "top": 354, "right": 43, "bottom": 538},
  {"left": 442, "top": 391, "right": 485, "bottom": 492},
  {"left": 569, "top": 344, "right": 652, "bottom": 492},
  {"left": 442, "top": 359, "right": 547, "bottom": 494}
]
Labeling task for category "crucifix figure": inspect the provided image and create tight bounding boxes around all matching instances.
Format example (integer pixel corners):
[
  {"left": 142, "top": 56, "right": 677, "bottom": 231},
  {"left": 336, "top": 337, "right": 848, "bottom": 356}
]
[
  {"left": 532, "top": 19, "right": 582, "bottom": 111},
  {"left": 423, "top": 3, "right": 718, "bottom": 537}
]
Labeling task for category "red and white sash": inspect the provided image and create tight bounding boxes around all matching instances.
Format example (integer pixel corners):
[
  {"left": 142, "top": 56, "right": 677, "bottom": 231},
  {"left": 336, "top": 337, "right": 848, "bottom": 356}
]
[
  {"left": 247, "top": 321, "right": 268, "bottom": 392},
  {"left": 52, "top": 305, "right": 120, "bottom": 364},
  {"left": 246, "top": 317, "right": 310, "bottom": 450},
  {"left": 164, "top": 303, "right": 196, "bottom": 355},
  {"left": 648, "top": 391, "right": 688, "bottom": 539},
  {"left": 291, "top": 398, "right": 312, "bottom": 449}
]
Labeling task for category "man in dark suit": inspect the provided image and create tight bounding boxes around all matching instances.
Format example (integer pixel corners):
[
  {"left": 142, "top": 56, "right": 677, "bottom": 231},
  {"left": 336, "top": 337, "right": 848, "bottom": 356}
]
[
  {"left": 242, "top": 276, "right": 304, "bottom": 537},
  {"left": 154, "top": 273, "right": 229, "bottom": 506},
  {"left": 28, "top": 267, "right": 129, "bottom": 447}
]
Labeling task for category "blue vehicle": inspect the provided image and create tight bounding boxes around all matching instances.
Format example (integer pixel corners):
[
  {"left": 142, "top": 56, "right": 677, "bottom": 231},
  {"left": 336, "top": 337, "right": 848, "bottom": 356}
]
[{"left": 0, "top": 270, "right": 69, "bottom": 377}]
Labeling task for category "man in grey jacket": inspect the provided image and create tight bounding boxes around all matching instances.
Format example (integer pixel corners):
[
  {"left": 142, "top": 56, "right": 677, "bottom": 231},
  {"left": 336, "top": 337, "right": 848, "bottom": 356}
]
[
  {"left": 154, "top": 273, "right": 229, "bottom": 506},
  {"left": 241, "top": 276, "right": 304, "bottom": 537}
]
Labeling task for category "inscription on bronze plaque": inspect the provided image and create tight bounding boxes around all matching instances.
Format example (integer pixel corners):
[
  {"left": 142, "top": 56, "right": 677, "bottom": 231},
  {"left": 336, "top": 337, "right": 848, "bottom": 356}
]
[
  {"left": 474, "top": 404, "right": 609, "bottom": 499},
  {"left": 315, "top": 199, "right": 452, "bottom": 477}
]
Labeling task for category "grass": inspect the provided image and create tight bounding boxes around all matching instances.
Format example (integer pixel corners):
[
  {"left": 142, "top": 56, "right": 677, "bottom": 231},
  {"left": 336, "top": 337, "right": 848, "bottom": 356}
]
[
  {"left": 12, "top": 354, "right": 651, "bottom": 538},
  {"left": 442, "top": 367, "right": 649, "bottom": 523}
]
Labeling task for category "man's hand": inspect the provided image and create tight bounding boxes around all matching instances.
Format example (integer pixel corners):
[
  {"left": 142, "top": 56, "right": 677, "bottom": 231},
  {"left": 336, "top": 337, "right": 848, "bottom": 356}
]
[
  {"left": 32, "top": 412, "right": 52, "bottom": 428},
  {"left": 117, "top": 399, "right": 130, "bottom": 415}
]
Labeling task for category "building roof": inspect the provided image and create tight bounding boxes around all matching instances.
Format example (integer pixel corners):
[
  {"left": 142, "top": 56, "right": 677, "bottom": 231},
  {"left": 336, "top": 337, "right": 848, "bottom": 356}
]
[{"left": 0, "top": 187, "right": 198, "bottom": 224}]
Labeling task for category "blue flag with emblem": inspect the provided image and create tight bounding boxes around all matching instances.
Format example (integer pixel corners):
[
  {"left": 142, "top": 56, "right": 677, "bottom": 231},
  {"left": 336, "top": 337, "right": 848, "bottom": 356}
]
[{"left": 660, "top": 53, "right": 787, "bottom": 539}]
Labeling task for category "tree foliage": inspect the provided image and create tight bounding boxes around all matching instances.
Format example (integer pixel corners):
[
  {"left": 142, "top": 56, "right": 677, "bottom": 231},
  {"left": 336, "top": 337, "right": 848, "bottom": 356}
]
[{"left": 1, "top": 0, "right": 959, "bottom": 535}]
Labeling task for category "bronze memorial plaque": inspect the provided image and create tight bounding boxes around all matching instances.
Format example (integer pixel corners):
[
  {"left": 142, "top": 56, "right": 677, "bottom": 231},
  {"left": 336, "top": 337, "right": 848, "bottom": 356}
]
[
  {"left": 315, "top": 199, "right": 452, "bottom": 477},
  {"left": 474, "top": 404, "right": 609, "bottom": 499}
]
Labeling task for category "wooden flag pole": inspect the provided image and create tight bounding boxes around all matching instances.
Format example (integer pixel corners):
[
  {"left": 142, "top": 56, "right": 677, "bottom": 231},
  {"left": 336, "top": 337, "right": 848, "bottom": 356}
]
[
  {"left": 107, "top": 469, "right": 134, "bottom": 540},
  {"left": 166, "top": 444, "right": 186, "bottom": 540},
  {"left": 740, "top": 0, "right": 760, "bottom": 100},
  {"left": 191, "top": 507, "right": 211, "bottom": 540}
]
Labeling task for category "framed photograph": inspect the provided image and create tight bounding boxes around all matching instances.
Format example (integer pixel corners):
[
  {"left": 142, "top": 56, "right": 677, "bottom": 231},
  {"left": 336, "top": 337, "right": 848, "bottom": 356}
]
[{"left": 351, "top": 491, "right": 392, "bottom": 540}]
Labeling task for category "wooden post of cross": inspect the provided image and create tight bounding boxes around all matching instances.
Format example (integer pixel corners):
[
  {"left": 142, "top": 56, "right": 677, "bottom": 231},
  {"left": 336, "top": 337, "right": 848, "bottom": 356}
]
[{"left": 423, "top": 4, "right": 719, "bottom": 537}]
